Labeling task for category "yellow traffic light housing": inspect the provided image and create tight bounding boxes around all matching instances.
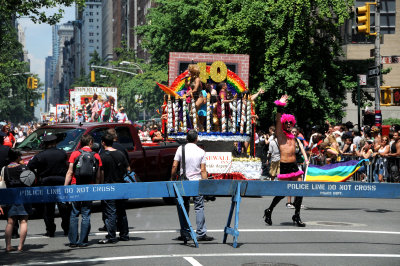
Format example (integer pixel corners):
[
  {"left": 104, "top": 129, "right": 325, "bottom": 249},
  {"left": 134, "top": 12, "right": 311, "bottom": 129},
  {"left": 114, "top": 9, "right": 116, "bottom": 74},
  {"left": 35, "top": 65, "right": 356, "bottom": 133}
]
[
  {"left": 27, "top": 77, "right": 32, "bottom": 89},
  {"left": 356, "top": 2, "right": 377, "bottom": 35},
  {"left": 32, "top": 78, "right": 38, "bottom": 89},
  {"left": 91, "top": 70, "right": 95, "bottom": 82}
]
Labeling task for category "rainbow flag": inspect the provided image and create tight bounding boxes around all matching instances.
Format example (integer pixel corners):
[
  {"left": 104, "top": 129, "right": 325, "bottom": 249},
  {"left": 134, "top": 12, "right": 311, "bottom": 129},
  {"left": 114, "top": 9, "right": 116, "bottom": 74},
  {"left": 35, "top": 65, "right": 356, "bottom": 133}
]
[{"left": 305, "top": 159, "right": 368, "bottom": 182}]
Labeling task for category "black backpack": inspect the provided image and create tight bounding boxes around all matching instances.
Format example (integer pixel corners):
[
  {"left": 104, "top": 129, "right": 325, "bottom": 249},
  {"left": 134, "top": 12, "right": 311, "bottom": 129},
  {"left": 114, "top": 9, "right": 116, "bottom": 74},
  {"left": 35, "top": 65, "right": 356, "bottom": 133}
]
[
  {"left": 3, "top": 164, "right": 36, "bottom": 187},
  {"left": 73, "top": 150, "right": 98, "bottom": 184}
]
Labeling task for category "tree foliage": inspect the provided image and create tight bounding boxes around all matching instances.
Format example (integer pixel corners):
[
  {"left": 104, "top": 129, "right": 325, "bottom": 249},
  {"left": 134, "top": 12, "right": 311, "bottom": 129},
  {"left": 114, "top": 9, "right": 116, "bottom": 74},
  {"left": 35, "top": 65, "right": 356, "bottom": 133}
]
[
  {"left": 138, "top": 0, "right": 357, "bottom": 129},
  {"left": 0, "top": 0, "right": 85, "bottom": 24},
  {"left": 0, "top": 20, "right": 40, "bottom": 122}
]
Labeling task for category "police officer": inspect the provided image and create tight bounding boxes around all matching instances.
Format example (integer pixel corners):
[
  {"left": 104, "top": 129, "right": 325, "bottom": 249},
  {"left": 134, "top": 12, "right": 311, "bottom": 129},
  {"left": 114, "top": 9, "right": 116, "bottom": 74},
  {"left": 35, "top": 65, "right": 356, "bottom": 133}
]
[{"left": 28, "top": 135, "right": 70, "bottom": 237}]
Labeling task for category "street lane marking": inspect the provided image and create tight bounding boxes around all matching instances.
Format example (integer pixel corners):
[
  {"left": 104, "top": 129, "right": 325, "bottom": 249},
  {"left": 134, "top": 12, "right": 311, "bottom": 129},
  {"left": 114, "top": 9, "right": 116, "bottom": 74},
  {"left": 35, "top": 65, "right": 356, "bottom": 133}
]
[
  {"left": 9, "top": 228, "right": 400, "bottom": 240},
  {"left": 184, "top": 257, "right": 203, "bottom": 266},
  {"left": 19, "top": 253, "right": 400, "bottom": 265}
]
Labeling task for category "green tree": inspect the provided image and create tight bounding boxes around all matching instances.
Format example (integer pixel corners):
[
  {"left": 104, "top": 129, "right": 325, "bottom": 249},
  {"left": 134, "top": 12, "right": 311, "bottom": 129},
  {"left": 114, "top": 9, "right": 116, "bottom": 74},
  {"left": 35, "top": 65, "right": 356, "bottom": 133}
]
[
  {"left": 0, "top": 0, "right": 85, "bottom": 24},
  {"left": 0, "top": 20, "right": 40, "bottom": 122},
  {"left": 138, "top": 0, "right": 357, "bottom": 128}
]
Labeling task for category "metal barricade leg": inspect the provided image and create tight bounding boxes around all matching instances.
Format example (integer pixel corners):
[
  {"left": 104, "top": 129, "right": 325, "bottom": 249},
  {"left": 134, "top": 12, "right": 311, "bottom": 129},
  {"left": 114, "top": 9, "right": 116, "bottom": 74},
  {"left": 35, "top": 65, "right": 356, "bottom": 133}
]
[
  {"left": 173, "top": 183, "right": 199, "bottom": 248},
  {"left": 223, "top": 182, "right": 241, "bottom": 248}
]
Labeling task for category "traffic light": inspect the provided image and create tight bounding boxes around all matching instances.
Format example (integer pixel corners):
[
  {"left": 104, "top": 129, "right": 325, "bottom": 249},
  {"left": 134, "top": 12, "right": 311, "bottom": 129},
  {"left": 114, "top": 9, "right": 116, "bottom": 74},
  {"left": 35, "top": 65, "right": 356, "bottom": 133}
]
[
  {"left": 32, "top": 78, "right": 38, "bottom": 89},
  {"left": 91, "top": 70, "right": 95, "bottom": 82},
  {"left": 355, "top": 2, "right": 376, "bottom": 35},
  {"left": 27, "top": 77, "right": 32, "bottom": 89}
]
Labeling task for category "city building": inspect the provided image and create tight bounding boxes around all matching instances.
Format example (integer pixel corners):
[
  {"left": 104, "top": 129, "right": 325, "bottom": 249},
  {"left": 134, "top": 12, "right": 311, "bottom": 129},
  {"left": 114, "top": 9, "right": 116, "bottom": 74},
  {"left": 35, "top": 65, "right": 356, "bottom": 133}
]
[{"left": 342, "top": 0, "right": 399, "bottom": 125}]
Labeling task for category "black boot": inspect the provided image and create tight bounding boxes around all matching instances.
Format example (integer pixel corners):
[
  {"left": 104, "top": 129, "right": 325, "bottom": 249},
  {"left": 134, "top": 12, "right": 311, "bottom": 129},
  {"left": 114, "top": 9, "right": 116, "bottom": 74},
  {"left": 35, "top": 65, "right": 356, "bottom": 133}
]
[
  {"left": 263, "top": 209, "right": 272, "bottom": 225},
  {"left": 292, "top": 214, "right": 306, "bottom": 227}
]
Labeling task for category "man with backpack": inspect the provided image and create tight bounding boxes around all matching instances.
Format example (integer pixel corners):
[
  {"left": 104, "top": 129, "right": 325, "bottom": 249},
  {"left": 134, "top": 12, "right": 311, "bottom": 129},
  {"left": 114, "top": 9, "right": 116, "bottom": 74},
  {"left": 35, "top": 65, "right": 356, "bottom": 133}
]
[
  {"left": 64, "top": 135, "right": 102, "bottom": 248},
  {"left": 98, "top": 133, "right": 130, "bottom": 244}
]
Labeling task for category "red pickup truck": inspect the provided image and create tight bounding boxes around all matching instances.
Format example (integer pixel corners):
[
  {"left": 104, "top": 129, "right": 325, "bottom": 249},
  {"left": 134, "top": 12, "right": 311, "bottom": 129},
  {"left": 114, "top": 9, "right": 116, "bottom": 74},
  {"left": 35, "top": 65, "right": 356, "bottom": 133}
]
[{"left": 16, "top": 123, "right": 180, "bottom": 182}]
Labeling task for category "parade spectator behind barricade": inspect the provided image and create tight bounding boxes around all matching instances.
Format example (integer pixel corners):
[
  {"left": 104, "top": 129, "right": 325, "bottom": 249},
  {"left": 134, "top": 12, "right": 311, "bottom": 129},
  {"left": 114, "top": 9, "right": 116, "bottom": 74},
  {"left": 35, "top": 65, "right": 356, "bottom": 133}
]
[
  {"left": 64, "top": 135, "right": 102, "bottom": 248},
  {"left": 256, "top": 130, "right": 269, "bottom": 177},
  {"left": 373, "top": 136, "right": 390, "bottom": 183},
  {"left": 3, "top": 149, "right": 33, "bottom": 252},
  {"left": 170, "top": 129, "right": 214, "bottom": 243},
  {"left": 266, "top": 131, "right": 280, "bottom": 181},
  {"left": 324, "top": 135, "right": 342, "bottom": 164},
  {"left": 356, "top": 140, "right": 374, "bottom": 182},
  {"left": 2, "top": 125, "right": 15, "bottom": 148},
  {"left": 310, "top": 133, "right": 324, "bottom": 165},
  {"left": 27, "top": 135, "right": 70, "bottom": 237},
  {"left": 352, "top": 127, "right": 362, "bottom": 152},
  {"left": 308, "top": 125, "right": 319, "bottom": 148},
  {"left": 371, "top": 126, "right": 382, "bottom": 152},
  {"left": 333, "top": 130, "right": 343, "bottom": 149},
  {"left": 116, "top": 107, "right": 129, "bottom": 123},
  {"left": 387, "top": 131, "right": 400, "bottom": 182},
  {"left": 98, "top": 134, "right": 130, "bottom": 244},
  {"left": 340, "top": 135, "right": 356, "bottom": 161}
]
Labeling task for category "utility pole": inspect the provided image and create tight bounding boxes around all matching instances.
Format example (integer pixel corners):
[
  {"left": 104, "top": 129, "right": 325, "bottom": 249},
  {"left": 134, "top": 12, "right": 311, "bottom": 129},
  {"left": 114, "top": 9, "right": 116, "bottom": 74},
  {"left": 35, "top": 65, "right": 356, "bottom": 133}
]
[{"left": 374, "top": 0, "right": 382, "bottom": 126}]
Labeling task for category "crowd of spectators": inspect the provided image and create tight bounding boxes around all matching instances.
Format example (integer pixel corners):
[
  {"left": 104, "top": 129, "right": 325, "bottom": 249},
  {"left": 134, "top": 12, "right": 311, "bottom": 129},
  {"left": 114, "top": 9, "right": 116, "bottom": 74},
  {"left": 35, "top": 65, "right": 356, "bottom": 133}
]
[
  {"left": 255, "top": 121, "right": 400, "bottom": 183},
  {"left": 0, "top": 122, "right": 42, "bottom": 147}
]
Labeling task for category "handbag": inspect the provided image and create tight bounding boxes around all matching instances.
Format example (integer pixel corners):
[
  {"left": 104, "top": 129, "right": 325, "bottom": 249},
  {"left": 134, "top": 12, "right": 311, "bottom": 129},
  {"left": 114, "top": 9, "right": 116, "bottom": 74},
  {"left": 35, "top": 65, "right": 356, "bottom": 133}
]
[
  {"left": 179, "top": 144, "right": 188, "bottom": 181},
  {"left": 0, "top": 167, "right": 6, "bottom": 189}
]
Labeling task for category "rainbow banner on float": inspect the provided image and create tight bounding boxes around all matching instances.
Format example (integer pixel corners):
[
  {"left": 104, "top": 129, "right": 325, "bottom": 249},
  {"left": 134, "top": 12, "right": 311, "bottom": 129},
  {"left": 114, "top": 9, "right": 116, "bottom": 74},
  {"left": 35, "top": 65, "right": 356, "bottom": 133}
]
[
  {"left": 305, "top": 159, "right": 368, "bottom": 182},
  {"left": 169, "top": 66, "right": 248, "bottom": 96}
]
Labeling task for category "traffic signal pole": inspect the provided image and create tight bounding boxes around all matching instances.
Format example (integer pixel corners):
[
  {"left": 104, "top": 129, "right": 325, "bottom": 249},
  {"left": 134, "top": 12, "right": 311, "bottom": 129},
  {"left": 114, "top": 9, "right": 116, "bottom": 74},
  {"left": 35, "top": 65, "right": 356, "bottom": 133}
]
[{"left": 374, "top": 0, "right": 382, "bottom": 126}]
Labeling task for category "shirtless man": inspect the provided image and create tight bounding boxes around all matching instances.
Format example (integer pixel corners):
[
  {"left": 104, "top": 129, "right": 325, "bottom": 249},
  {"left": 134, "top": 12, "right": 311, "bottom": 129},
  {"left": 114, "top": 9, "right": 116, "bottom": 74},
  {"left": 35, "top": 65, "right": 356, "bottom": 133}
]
[{"left": 263, "top": 95, "right": 309, "bottom": 227}]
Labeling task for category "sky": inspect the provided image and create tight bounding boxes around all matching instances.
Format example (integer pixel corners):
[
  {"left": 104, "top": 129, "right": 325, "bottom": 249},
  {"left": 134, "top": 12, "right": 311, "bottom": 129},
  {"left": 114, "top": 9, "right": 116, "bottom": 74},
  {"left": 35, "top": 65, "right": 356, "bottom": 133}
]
[{"left": 18, "top": 6, "right": 76, "bottom": 82}]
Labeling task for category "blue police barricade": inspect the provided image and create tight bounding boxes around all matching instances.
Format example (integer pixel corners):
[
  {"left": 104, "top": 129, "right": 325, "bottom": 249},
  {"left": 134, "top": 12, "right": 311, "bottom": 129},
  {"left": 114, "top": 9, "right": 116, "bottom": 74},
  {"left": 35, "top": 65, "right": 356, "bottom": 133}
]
[{"left": 1, "top": 180, "right": 400, "bottom": 248}]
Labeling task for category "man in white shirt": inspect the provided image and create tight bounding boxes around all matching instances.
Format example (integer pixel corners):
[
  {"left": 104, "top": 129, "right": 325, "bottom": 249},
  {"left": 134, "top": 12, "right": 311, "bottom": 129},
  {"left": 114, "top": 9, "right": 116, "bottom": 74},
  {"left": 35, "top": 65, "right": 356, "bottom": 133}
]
[{"left": 171, "top": 129, "right": 214, "bottom": 242}]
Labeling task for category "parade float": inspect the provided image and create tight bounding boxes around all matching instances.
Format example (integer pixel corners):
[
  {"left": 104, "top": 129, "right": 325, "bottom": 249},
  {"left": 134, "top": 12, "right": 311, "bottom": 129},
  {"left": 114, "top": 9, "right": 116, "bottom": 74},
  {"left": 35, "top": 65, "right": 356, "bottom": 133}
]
[
  {"left": 157, "top": 53, "right": 262, "bottom": 180},
  {"left": 69, "top": 87, "right": 118, "bottom": 122}
]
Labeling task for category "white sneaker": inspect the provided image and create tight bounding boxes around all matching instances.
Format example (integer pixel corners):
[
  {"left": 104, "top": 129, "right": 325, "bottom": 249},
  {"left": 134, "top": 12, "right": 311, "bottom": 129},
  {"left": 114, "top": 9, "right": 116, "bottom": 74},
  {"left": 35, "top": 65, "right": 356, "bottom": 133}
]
[{"left": 286, "top": 203, "right": 295, "bottom": 209}]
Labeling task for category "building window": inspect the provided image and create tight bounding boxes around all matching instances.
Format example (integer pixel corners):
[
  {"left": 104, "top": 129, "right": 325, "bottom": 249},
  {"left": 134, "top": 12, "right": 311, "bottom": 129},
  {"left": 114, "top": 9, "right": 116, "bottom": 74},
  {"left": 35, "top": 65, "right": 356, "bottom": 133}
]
[
  {"left": 89, "top": 12, "right": 93, "bottom": 16},
  {"left": 89, "top": 19, "right": 93, "bottom": 23},
  {"left": 89, "top": 39, "right": 94, "bottom": 43},
  {"left": 89, "top": 32, "right": 94, "bottom": 36},
  {"left": 89, "top": 5, "right": 93, "bottom": 9}
]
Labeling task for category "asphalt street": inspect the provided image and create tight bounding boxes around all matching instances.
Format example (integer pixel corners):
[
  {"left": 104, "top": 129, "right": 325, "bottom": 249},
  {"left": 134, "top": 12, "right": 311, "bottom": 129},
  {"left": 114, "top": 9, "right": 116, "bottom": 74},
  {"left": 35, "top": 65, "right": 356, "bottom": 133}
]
[{"left": 0, "top": 196, "right": 399, "bottom": 266}]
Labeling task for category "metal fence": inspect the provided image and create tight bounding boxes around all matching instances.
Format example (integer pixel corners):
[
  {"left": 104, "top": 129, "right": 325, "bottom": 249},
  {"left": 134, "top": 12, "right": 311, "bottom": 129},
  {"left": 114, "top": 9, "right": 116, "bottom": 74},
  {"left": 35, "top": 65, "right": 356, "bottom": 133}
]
[{"left": 309, "top": 155, "right": 400, "bottom": 183}]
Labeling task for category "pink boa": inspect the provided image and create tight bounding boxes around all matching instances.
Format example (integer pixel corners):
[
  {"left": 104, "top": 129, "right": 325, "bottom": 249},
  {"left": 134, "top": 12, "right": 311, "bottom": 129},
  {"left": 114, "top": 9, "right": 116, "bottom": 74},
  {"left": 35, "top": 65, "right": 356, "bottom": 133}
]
[
  {"left": 278, "top": 170, "right": 304, "bottom": 179},
  {"left": 274, "top": 100, "right": 286, "bottom": 107},
  {"left": 283, "top": 130, "right": 295, "bottom": 139}
]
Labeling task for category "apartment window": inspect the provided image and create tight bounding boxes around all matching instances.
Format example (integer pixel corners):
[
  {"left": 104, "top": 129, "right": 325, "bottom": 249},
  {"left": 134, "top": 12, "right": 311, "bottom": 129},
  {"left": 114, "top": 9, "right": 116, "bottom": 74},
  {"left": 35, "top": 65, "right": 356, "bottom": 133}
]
[
  {"left": 89, "top": 32, "right": 94, "bottom": 36},
  {"left": 89, "top": 39, "right": 94, "bottom": 43},
  {"left": 89, "top": 19, "right": 93, "bottom": 23},
  {"left": 89, "top": 12, "right": 93, "bottom": 16},
  {"left": 89, "top": 5, "right": 93, "bottom": 9}
]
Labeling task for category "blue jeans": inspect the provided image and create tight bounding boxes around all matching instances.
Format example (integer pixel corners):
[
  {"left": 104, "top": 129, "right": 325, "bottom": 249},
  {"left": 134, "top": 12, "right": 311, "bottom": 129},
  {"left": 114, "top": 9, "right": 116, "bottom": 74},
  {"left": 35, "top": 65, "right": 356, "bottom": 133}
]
[
  {"left": 176, "top": 196, "right": 206, "bottom": 238},
  {"left": 68, "top": 201, "right": 92, "bottom": 245},
  {"left": 103, "top": 199, "right": 129, "bottom": 241}
]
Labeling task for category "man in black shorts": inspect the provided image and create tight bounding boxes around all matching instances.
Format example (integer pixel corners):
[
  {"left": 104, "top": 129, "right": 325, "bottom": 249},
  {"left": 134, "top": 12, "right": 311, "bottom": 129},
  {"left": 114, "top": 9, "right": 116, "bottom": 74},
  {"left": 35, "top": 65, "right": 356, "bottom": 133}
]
[{"left": 263, "top": 95, "right": 309, "bottom": 227}]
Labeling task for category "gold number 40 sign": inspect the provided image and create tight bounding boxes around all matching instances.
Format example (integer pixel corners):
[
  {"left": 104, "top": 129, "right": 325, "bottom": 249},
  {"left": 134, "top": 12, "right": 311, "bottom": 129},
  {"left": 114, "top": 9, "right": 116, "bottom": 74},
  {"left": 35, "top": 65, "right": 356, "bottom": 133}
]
[{"left": 197, "top": 61, "right": 228, "bottom": 83}]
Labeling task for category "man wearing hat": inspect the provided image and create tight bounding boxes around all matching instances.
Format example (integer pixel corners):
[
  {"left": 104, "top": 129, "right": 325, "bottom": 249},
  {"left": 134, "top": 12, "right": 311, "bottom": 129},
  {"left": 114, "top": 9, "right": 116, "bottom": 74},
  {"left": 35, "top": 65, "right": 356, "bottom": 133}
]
[
  {"left": 28, "top": 134, "right": 70, "bottom": 237},
  {"left": 116, "top": 107, "right": 128, "bottom": 123}
]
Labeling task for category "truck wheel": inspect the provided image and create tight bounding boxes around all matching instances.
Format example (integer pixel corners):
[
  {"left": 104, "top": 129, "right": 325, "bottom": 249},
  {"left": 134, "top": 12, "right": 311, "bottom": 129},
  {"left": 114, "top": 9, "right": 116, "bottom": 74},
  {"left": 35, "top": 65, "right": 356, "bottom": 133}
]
[{"left": 163, "top": 197, "right": 176, "bottom": 205}]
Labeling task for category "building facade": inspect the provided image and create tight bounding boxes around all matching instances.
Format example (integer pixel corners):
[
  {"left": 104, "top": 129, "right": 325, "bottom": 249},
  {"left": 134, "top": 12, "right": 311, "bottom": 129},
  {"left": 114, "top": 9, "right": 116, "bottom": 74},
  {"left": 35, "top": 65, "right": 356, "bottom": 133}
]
[{"left": 342, "top": 0, "right": 399, "bottom": 125}]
